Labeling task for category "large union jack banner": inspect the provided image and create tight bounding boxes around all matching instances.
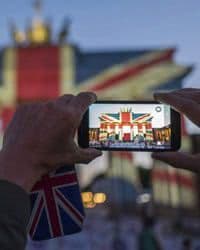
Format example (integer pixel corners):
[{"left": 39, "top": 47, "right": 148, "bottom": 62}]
[
  {"left": 0, "top": 45, "right": 194, "bottom": 242},
  {"left": 28, "top": 165, "right": 85, "bottom": 241}
]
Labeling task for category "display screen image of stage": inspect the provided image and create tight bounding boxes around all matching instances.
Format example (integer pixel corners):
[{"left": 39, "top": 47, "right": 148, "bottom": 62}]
[{"left": 89, "top": 103, "right": 171, "bottom": 149}]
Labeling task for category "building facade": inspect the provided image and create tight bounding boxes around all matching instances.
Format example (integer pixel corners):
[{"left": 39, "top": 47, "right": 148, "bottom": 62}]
[{"left": 98, "top": 110, "right": 153, "bottom": 142}]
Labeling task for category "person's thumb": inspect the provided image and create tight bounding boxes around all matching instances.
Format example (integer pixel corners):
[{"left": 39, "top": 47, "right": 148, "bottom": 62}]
[{"left": 76, "top": 148, "right": 102, "bottom": 164}]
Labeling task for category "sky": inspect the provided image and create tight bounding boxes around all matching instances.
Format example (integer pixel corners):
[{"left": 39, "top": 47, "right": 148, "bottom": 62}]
[
  {"left": 89, "top": 104, "right": 170, "bottom": 128},
  {"left": 0, "top": 0, "right": 199, "bottom": 88}
]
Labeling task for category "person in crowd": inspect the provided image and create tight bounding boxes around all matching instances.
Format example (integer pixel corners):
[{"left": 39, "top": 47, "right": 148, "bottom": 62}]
[
  {"left": 182, "top": 238, "right": 192, "bottom": 250},
  {"left": 138, "top": 216, "right": 162, "bottom": 250}
]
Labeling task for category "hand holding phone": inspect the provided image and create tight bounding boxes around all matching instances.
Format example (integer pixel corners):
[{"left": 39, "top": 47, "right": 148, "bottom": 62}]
[
  {"left": 152, "top": 88, "right": 200, "bottom": 173},
  {"left": 78, "top": 101, "right": 181, "bottom": 152}
]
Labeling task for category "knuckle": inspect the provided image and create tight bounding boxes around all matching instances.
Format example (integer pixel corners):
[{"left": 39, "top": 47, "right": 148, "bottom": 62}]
[
  {"left": 17, "top": 103, "right": 28, "bottom": 111},
  {"left": 62, "top": 94, "right": 74, "bottom": 99},
  {"left": 65, "top": 106, "right": 76, "bottom": 119},
  {"left": 78, "top": 91, "right": 96, "bottom": 99},
  {"left": 57, "top": 94, "right": 74, "bottom": 105},
  {"left": 45, "top": 101, "right": 55, "bottom": 111},
  {"left": 17, "top": 102, "right": 40, "bottom": 113},
  {"left": 15, "top": 103, "right": 30, "bottom": 115},
  {"left": 42, "top": 102, "right": 56, "bottom": 116}
]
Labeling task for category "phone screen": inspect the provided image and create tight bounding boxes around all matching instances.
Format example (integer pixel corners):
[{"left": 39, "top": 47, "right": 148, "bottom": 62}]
[{"left": 88, "top": 103, "right": 172, "bottom": 150}]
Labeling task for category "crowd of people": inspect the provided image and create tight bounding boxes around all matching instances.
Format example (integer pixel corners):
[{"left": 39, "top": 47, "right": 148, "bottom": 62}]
[{"left": 27, "top": 210, "right": 200, "bottom": 250}]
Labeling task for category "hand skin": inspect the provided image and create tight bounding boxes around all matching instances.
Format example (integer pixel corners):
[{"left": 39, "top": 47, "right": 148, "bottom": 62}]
[
  {"left": 0, "top": 92, "right": 102, "bottom": 192},
  {"left": 152, "top": 88, "right": 200, "bottom": 174}
]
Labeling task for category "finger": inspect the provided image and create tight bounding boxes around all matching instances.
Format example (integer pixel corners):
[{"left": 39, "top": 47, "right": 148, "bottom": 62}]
[
  {"left": 44, "top": 148, "right": 102, "bottom": 172},
  {"left": 154, "top": 92, "right": 200, "bottom": 127},
  {"left": 152, "top": 152, "right": 200, "bottom": 173},
  {"left": 75, "top": 148, "right": 102, "bottom": 164},
  {"left": 70, "top": 92, "right": 97, "bottom": 118},
  {"left": 171, "top": 88, "right": 200, "bottom": 103},
  {"left": 72, "top": 92, "right": 97, "bottom": 110},
  {"left": 172, "top": 88, "right": 200, "bottom": 93},
  {"left": 55, "top": 94, "right": 74, "bottom": 105}
]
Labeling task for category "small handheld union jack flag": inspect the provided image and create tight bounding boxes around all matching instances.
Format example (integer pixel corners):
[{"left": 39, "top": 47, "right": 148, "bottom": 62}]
[{"left": 28, "top": 165, "right": 85, "bottom": 241}]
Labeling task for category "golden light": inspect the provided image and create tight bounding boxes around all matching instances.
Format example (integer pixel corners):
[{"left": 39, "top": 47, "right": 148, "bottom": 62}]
[
  {"left": 84, "top": 201, "right": 96, "bottom": 209},
  {"left": 81, "top": 192, "right": 93, "bottom": 203},
  {"left": 28, "top": 21, "right": 49, "bottom": 44},
  {"left": 93, "top": 193, "right": 107, "bottom": 204},
  {"left": 30, "top": 26, "right": 47, "bottom": 43}
]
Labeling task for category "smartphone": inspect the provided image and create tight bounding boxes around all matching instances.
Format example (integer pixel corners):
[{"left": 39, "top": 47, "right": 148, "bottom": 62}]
[{"left": 78, "top": 101, "right": 181, "bottom": 151}]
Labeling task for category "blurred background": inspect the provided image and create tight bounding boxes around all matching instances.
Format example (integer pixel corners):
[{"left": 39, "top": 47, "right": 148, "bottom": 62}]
[{"left": 0, "top": 0, "right": 200, "bottom": 249}]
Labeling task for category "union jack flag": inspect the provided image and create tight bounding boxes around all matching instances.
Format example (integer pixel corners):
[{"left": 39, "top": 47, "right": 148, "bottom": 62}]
[
  {"left": 28, "top": 165, "right": 85, "bottom": 241},
  {"left": 0, "top": 45, "right": 193, "bottom": 243},
  {"left": 100, "top": 113, "right": 152, "bottom": 123}
]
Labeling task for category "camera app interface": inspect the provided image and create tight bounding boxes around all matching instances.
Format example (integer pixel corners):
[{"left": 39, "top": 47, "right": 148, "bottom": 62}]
[{"left": 89, "top": 103, "right": 171, "bottom": 149}]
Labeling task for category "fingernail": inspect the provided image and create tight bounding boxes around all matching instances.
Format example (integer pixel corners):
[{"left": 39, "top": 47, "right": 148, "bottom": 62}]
[
  {"left": 94, "top": 149, "right": 103, "bottom": 156},
  {"left": 89, "top": 148, "right": 102, "bottom": 156},
  {"left": 91, "top": 92, "right": 97, "bottom": 102},
  {"left": 96, "top": 150, "right": 102, "bottom": 156}
]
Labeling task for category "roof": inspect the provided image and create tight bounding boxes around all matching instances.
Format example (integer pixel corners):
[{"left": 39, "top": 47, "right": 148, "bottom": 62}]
[
  {"left": 99, "top": 112, "right": 153, "bottom": 122},
  {"left": 75, "top": 49, "right": 154, "bottom": 84}
]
